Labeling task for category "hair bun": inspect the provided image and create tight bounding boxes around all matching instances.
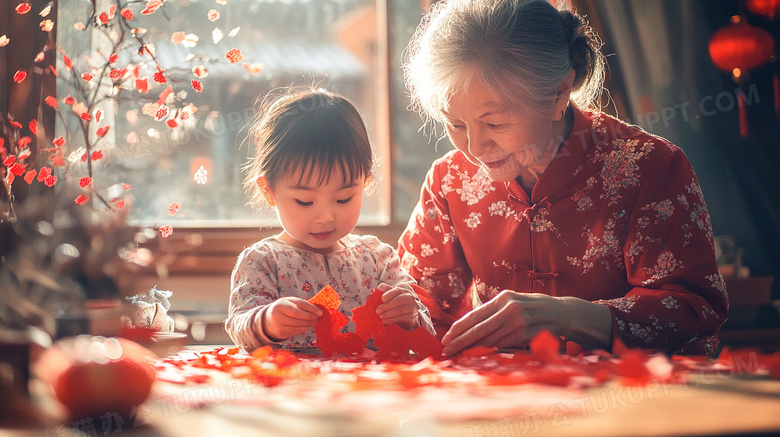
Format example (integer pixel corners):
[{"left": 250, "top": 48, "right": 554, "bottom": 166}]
[{"left": 560, "top": 9, "right": 601, "bottom": 92}]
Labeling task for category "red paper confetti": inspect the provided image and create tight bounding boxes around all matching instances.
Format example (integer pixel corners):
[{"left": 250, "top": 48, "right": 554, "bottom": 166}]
[
  {"left": 50, "top": 156, "right": 65, "bottom": 167},
  {"left": 153, "top": 72, "right": 166, "bottom": 83},
  {"left": 158, "top": 224, "right": 173, "bottom": 238},
  {"left": 3, "top": 156, "right": 16, "bottom": 167},
  {"left": 529, "top": 329, "right": 561, "bottom": 363},
  {"left": 96, "top": 126, "right": 109, "bottom": 137},
  {"left": 614, "top": 348, "right": 652, "bottom": 386},
  {"left": 459, "top": 345, "right": 499, "bottom": 358},
  {"left": 81, "top": 72, "right": 93, "bottom": 82},
  {"left": 121, "top": 183, "right": 131, "bottom": 190},
  {"left": 109, "top": 53, "right": 119, "bottom": 64},
  {"left": 91, "top": 150, "right": 104, "bottom": 161},
  {"left": 45, "top": 96, "right": 58, "bottom": 108},
  {"left": 18, "top": 136, "right": 31, "bottom": 148},
  {"left": 108, "top": 5, "right": 117, "bottom": 19},
  {"left": 351, "top": 288, "right": 386, "bottom": 342},
  {"left": 191, "top": 80, "right": 203, "bottom": 92},
  {"left": 225, "top": 48, "right": 243, "bottom": 64},
  {"left": 10, "top": 120, "right": 23, "bottom": 129},
  {"left": 74, "top": 194, "right": 89, "bottom": 205},
  {"left": 63, "top": 54, "right": 73, "bottom": 70},
  {"left": 78, "top": 177, "right": 92, "bottom": 188},
  {"left": 28, "top": 121, "right": 37, "bottom": 135},
  {"left": 121, "top": 8, "right": 133, "bottom": 20},
  {"left": 64, "top": 95, "right": 75, "bottom": 105},
  {"left": 166, "top": 119, "right": 178, "bottom": 128},
  {"left": 13, "top": 71, "right": 26, "bottom": 83},
  {"left": 115, "top": 200, "right": 125, "bottom": 209},
  {"left": 98, "top": 12, "right": 109, "bottom": 25},
  {"left": 15, "top": 3, "right": 32, "bottom": 14},
  {"left": 23, "top": 170, "right": 37, "bottom": 185},
  {"left": 53, "top": 137, "right": 64, "bottom": 147},
  {"left": 168, "top": 202, "right": 182, "bottom": 216}
]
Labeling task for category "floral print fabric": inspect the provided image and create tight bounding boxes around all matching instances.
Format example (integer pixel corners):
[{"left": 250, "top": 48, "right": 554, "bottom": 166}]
[
  {"left": 226, "top": 234, "right": 434, "bottom": 351},
  {"left": 398, "top": 107, "right": 728, "bottom": 355}
]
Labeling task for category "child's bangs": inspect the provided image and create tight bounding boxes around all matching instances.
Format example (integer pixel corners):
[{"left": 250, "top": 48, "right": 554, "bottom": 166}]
[{"left": 279, "top": 115, "right": 370, "bottom": 187}]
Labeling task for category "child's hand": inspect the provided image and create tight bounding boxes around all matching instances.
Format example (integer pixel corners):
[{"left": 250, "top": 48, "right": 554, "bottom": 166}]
[
  {"left": 262, "top": 297, "right": 323, "bottom": 341},
  {"left": 375, "top": 283, "right": 420, "bottom": 330}
]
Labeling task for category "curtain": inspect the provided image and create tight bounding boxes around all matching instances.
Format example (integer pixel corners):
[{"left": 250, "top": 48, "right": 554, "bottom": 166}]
[{"left": 573, "top": 0, "right": 780, "bottom": 299}]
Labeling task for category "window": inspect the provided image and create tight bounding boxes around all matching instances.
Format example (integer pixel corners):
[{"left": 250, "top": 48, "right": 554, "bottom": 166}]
[{"left": 52, "top": 0, "right": 448, "bottom": 255}]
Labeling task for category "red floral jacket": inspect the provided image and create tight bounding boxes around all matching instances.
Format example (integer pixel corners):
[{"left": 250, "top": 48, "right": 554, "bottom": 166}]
[{"left": 398, "top": 107, "right": 728, "bottom": 355}]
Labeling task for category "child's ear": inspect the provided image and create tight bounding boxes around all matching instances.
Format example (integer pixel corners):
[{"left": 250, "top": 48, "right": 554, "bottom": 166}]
[{"left": 256, "top": 176, "right": 275, "bottom": 206}]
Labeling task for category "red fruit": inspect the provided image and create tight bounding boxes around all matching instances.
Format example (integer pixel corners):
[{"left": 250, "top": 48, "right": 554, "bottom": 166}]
[{"left": 39, "top": 336, "right": 156, "bottom": 420}]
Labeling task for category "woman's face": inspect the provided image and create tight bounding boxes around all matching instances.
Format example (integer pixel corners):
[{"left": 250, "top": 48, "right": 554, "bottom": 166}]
[{"left": 442, "top": 79, "right": 559, "bottom": 182}]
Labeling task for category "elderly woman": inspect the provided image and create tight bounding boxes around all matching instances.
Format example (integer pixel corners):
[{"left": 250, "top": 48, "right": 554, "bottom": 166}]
[{"left": 399, "top": 0, "right": 727, "bottom": 356}]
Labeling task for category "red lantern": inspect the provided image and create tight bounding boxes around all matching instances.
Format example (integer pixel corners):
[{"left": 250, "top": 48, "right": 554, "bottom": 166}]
[
  {"left": 746, "top": 0, "right": 780, "bottom": 19},
  {"left": 708, "top": 16, "right": 775, "bottom": 137}
]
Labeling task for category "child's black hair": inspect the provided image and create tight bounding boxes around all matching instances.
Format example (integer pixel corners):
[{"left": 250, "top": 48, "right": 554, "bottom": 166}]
[{"left": 245, "top": 86, "right": 374, "bottom": 208}]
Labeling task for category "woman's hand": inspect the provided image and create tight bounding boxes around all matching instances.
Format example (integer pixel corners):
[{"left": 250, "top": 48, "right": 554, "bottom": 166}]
[
  {"left": 261, "top": 297, "right": 323, "bottom": 341},
  {"left": 375, "top": 283, "right": 420, "bottom": 330},
  {"left": 440, "top": 290, "right": 613, "bottom": 356}
]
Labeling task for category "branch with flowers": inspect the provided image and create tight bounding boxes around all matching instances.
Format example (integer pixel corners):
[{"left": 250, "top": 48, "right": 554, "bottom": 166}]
[
  {"left": 0, "top": 0, "right": 246, "bottom": 330},
  {"left": 2, "top": 0, "right": 244, "bottom": 221}
]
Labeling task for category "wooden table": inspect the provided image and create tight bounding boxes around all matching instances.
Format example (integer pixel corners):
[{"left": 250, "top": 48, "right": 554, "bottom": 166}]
[{"left": 5, "top": 349, "right": 780, "bottom": 437}]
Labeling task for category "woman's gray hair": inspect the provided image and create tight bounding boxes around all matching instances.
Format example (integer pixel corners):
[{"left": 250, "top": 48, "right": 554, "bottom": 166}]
[{"left": 403, "top": 0, "right": 604, "bottom": 127}]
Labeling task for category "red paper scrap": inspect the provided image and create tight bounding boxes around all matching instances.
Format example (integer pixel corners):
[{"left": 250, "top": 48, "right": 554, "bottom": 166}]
[
  {"left": 529, "top": 329, "right": 561, "bottom": 363},
  {"left": 308, "top": 285, "right": 341, "bottom": 310}
]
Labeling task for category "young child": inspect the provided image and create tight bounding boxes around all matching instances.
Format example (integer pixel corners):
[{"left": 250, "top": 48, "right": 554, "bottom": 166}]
[{"left": 225, "top": 87, "right": 434, "bottom": 352}]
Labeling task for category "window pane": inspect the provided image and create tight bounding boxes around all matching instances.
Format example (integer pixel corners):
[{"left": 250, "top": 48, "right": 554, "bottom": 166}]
[
  {"left": 56, "top": 0, "right": 388, "bottom": 227},
  {"left": 388, "top": 1, "right": 450, "bottom": 223}
]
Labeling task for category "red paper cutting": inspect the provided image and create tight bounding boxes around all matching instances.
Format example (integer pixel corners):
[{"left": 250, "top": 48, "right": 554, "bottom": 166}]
[
  {"left": 374, "top": 324, "right": 443, "bottom": 361},
  {"left": 351, "top": 288, "right": 385, "bottom": 342},
  {"left": 313, "top": 307, "right": 364, "bottom": 357},
  {"left": 308, "top": 285, "right": 341, "bottom": 310}
]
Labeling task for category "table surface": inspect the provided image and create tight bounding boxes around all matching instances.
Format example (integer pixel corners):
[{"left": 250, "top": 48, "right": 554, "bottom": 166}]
[{"left": 5, "top": 347, "right": 780, "bottom": 437}]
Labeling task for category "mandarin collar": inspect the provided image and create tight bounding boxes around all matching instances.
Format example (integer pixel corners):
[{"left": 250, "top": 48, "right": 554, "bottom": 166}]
[{"left": 505, "top": 106, "right": 593, "bottom": 205}]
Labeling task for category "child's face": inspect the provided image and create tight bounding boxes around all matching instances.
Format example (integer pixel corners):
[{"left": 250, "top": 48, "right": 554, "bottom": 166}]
[{"left": 270, "top": 168, "right": 366, "bottom": 253}]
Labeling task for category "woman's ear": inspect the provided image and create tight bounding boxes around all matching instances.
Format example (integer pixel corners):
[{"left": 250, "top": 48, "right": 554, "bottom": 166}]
[
  {"left": 552, "top": 69, "right": 576, "bottom": 121},
  {"left": 256, "top": 176, "right": 275, "bottom": 206}
]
